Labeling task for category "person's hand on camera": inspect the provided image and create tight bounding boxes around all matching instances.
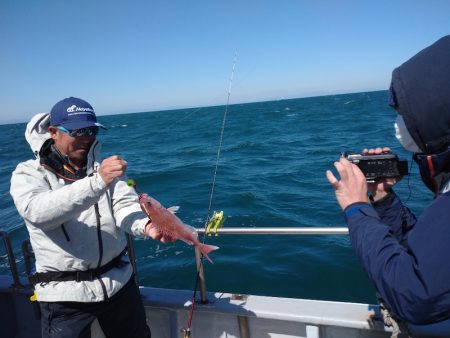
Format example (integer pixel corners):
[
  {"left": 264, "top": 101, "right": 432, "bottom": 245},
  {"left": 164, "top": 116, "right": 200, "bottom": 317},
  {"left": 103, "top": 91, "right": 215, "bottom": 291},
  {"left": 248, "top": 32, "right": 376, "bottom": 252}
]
[
  {"left": 362, "top": 147, "right": 400, "bottom": 202},
  {"left": 326, "top": 156, "right": 369, "bottom": 210}
]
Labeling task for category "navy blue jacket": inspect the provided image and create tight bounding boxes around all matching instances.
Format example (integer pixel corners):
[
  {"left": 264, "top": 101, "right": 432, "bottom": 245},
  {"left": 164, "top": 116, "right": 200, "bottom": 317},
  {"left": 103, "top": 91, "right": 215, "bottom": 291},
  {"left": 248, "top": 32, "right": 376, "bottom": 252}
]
[
  {"left": 346, "top": 191, "right": 450, "bottom": 324},
  {"left": 346, "top": 35, "right": 450, "bottom": 325}
]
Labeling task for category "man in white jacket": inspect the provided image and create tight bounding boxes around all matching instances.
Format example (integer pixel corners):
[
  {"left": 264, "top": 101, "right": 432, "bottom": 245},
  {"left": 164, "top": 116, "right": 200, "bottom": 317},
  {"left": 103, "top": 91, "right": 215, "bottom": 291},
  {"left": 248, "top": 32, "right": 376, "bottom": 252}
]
[{"left": 10, "top": 97, "right": 172, "bottom": 338}]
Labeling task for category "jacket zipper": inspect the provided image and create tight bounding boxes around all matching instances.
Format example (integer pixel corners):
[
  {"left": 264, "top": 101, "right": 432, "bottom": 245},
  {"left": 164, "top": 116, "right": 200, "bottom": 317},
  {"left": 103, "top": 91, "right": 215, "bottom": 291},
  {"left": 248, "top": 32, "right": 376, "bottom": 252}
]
[
  {"left": 94, "top": 203, "right": 103, "bottom": 268},
  {"left": 94, "top": 202, "right": 109, "bottom": 300},
  {"left": 61, "top": 224, "right": 70, "bottom": 242},
  {"left": 90, "top": 143, "right": 108, "bottom": 299}
]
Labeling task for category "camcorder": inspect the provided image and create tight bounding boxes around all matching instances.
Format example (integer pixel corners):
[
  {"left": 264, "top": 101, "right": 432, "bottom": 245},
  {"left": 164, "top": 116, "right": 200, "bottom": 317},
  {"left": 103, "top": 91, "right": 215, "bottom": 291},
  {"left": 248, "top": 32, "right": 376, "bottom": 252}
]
[{"left": 343, "top": 152, "right": 409, "bottom": 183}]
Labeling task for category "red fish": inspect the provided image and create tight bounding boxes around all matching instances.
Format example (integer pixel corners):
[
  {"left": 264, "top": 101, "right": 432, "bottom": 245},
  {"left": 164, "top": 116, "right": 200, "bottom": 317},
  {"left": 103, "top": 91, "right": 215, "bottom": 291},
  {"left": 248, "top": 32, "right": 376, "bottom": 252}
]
[{"left": 139, "top": 193, "right": 219, "bottom": 263}]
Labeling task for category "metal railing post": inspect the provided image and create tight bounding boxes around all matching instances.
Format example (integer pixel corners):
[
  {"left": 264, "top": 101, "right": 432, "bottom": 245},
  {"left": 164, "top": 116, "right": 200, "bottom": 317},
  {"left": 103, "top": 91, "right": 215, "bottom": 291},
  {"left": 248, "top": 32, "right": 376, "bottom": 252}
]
[
  {"left": 194, "top": 247, "right": 208, "bottom": 304},
  {"left": 238, "top": 315, "right": 250, "bottom": 338},
  {"left": 0, "top": 231, "right": 23, "bottom": 288}
]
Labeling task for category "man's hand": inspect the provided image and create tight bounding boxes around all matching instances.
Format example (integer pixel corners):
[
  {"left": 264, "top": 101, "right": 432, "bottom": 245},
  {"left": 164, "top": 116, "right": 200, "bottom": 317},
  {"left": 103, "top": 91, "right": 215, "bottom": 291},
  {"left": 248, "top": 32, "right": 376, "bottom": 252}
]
[
  {"left": 363, "top": 147, "right": 400, "bottom": 202},
  {"left": 98, "top": 155, "right": 127, "bottom": 186},
  {"left": 145, "top": 222, "right": 176, "bottom": 243},
  {"left": 326, "top": 156, "right": 369, "bottom": 210}
]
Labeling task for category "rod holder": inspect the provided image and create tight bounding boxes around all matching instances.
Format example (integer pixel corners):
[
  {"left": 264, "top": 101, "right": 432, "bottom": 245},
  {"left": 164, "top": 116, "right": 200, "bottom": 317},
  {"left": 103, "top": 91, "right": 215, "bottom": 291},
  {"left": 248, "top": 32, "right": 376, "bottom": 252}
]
[{"left": 194, "top": 247, "right": 208, "bottom": 304}]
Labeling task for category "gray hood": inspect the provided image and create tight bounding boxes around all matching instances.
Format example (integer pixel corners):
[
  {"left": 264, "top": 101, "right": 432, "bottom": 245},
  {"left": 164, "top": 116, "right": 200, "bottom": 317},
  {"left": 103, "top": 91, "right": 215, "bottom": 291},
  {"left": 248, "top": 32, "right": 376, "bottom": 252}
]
[{"left": 25, "top": 113, "right": 51, "bottom": 157}]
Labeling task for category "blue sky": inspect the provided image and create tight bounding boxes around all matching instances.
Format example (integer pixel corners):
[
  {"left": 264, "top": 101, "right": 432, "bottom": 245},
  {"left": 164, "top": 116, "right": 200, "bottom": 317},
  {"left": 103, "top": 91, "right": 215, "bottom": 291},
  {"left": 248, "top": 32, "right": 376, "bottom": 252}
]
[{"left": 1, "top": 1, "right": 449, "bottom": 124}]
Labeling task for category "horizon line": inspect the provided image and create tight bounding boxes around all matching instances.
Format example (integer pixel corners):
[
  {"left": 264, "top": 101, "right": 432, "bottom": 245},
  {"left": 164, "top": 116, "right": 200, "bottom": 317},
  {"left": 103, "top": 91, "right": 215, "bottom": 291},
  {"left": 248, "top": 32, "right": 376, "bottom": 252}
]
[{"left": 0, "top": 89, "right": 387, "bottom": 126}]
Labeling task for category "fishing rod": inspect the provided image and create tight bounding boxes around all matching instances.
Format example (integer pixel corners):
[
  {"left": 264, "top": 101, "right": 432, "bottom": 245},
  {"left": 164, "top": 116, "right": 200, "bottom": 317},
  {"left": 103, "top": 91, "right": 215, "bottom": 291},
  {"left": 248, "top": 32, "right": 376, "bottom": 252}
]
[{"left": 182, "top": 52, "right": 238, "bottom": 338}]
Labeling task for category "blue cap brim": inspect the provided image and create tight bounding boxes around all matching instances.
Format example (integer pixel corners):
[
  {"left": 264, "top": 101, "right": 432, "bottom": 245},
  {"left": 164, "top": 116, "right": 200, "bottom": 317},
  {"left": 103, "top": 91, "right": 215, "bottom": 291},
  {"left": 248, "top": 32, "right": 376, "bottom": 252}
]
[{"left": 59, "top": 121, "right": 107, "bottom": 130}]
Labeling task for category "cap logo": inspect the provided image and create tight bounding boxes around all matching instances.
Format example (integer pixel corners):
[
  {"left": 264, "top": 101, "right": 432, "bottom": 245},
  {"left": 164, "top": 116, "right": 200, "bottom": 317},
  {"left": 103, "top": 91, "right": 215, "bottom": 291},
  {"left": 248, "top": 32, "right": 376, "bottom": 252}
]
[{"left": 66, "top": 104, "right": 95, "bottom": 114}]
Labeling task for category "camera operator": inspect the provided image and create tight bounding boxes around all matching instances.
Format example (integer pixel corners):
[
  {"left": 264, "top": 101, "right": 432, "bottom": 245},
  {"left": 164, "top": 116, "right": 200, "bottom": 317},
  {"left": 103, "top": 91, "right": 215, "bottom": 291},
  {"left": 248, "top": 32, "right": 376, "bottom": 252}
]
[{"left": 327, "top": 35, "right": 450, "bottom": 325}]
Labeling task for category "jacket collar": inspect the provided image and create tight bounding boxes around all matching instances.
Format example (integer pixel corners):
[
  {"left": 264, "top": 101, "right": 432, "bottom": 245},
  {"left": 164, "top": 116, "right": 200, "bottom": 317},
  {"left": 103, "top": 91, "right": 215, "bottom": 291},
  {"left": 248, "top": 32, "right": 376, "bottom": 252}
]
[{"left": 39, "top": 139, "right": 87, "bottom": 181}]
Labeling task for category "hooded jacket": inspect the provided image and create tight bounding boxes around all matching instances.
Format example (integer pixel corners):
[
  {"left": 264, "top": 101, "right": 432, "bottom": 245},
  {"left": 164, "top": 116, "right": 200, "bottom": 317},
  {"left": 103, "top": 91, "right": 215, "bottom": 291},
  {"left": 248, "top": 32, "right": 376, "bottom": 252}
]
[
  {"left": 345, "top": 36, "right": 450, "bottom": 325},
  {"left": 10, "top": 113, "right": 149, "bottom": 302},
  {"left": 391, "top": 35, "right": 450, "bottom": 193}
]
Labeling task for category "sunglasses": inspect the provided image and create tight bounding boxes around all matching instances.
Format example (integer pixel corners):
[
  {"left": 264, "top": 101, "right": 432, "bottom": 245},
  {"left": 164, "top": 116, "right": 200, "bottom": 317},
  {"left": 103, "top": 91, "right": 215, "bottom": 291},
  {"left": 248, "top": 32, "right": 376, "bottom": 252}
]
[{"left": 56, "top": 126, "right": 99, "bottom": 138}]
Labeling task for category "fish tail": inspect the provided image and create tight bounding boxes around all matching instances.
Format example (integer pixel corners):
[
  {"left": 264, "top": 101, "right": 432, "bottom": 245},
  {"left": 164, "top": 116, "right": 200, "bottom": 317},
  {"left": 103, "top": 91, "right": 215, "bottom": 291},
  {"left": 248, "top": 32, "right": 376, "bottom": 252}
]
[{"left": 198, "top": 243, "right": 219, "bottom": 264}]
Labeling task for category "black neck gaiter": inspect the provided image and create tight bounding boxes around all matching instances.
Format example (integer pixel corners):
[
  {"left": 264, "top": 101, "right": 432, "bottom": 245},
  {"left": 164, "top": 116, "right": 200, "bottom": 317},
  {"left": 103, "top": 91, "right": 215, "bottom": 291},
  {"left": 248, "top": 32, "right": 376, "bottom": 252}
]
[{"left": 39, "top": 139, "right": 87, "bottom": 181}]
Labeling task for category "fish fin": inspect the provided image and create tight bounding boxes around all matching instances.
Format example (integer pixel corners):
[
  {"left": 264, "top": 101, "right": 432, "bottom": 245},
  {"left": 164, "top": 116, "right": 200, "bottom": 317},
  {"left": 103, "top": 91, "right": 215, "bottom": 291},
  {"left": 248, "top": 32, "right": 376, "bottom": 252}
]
[
  {"left": 180, "top": 238, "right": 195, "bottom": 246},
  {"left": 167, "top": 206, "right": 180, "bottom": 214},
  {"left": 198, "top": 243, "right": 219, "bottom": 264}
]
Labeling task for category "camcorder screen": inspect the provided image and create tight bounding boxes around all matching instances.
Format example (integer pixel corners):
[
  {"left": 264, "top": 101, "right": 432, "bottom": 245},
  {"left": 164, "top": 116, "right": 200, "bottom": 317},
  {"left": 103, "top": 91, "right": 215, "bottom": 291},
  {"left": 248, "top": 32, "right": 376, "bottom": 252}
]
[{"left": 344, "top": 152, "right": 408, "bottom": 182}]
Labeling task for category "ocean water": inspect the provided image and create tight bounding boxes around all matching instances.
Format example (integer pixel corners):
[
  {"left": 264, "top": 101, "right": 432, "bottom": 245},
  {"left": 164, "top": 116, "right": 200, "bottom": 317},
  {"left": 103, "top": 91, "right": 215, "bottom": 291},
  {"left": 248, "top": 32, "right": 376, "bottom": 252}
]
[{"left": 0, "top": 90, "right": 431, "bottom": 304}]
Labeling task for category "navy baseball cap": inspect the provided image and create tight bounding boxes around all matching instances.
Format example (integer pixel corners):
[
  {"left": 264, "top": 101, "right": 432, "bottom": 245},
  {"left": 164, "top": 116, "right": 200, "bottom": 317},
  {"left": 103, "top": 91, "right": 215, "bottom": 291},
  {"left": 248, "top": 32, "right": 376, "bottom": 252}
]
[{"left": 50, "top": 97, "right": 106, "bottom": 130}]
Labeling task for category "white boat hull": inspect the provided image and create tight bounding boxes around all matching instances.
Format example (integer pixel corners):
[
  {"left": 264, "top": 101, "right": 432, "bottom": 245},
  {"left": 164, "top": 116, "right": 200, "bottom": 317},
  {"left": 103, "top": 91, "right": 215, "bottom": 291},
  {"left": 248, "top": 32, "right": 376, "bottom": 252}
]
[{"left": 2, "top": 276, "right": 450, "bottom": 337}]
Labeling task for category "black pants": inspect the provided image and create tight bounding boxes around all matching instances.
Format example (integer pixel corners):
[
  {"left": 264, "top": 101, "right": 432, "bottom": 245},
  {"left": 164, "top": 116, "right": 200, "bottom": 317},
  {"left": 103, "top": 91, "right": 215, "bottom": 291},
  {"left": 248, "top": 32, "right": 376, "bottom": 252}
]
[{"left": 39, "top": 277, "right": 151, "bottom": 338}]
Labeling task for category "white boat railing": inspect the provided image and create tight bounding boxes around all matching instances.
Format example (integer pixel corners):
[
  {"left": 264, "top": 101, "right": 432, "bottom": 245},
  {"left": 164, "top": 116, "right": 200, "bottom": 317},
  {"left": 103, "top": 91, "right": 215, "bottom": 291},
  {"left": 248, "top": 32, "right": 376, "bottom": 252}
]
[
  {"left": 3, "top": 227, "right": 349, "bottom": 299},
  {"left": 2, "top": 227, "right": 350, "bottom": 338},
  {"left": 196, "top": 227, "right": 349, "bottom": 235},
  {"left": 6, "top": 227, "right": 350, "bottom": 303}
]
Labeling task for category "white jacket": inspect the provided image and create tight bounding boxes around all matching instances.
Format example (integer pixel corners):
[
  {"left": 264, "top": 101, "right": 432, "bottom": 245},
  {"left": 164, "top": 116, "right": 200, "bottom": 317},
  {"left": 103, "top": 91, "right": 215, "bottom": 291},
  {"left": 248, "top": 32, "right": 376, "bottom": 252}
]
[{"left": 10, "top": 113, "right": 149, "bottom": 302}]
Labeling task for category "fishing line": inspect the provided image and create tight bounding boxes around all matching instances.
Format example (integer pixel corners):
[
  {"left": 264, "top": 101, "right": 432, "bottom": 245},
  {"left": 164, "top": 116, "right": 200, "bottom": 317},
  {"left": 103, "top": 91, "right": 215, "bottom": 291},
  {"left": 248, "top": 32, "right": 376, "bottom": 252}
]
[
  {"left": 161, "top": 65, "right": 244, "bottom": 136},
  {"left": 163, "top": 106, "right": 205, "bottom": 133},
  {"left": 203, "top": 52, "right": 237, "bottom": 234},
  {"left": 183, "top": 52, "right": 237, "bottom": 337}
]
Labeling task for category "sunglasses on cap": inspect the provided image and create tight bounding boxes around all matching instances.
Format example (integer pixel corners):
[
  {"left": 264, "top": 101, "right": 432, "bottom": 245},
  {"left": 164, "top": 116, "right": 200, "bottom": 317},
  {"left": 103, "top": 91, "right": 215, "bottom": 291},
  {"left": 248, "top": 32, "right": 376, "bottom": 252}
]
[{"left": 56, "top": 126, "right": 99, "bottom": 138}]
